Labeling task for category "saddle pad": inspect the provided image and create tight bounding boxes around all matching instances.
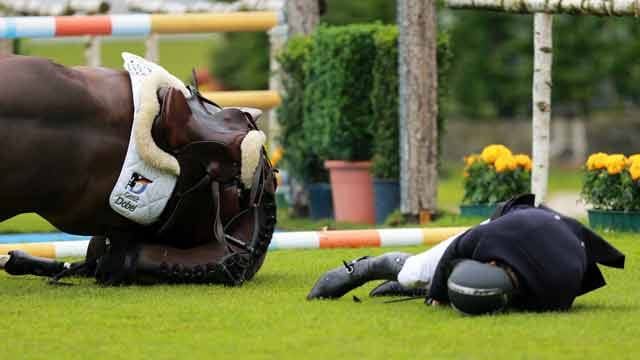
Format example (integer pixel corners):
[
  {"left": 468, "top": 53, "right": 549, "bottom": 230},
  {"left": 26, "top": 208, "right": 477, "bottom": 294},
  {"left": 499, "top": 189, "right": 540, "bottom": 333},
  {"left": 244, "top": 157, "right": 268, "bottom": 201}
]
[{"left": 108, "top": 52, "right": 186, "bottom": 225}]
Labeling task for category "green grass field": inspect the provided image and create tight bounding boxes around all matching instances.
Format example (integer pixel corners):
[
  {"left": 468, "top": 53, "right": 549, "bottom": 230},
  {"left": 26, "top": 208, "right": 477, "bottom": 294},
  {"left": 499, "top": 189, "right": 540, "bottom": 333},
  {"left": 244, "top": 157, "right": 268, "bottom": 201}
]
[
  {"left": 1, "top": 233, "right": 638, "bottom": 359},
  {"left": 3, "top": 40, "right": 632, "bottom": 359}
]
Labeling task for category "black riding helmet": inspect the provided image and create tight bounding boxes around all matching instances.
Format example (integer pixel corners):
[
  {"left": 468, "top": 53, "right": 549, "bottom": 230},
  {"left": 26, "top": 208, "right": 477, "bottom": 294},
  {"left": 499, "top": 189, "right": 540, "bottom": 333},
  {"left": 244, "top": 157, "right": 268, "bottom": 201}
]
[{"left": 447, "top": 259, "right": 518, "bottom": 315}]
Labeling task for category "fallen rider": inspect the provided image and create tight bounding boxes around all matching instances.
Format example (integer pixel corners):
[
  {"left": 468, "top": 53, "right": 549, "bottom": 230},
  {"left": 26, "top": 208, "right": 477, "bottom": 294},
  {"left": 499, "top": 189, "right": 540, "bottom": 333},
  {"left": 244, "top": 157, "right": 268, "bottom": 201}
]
[{"left": 307, "top": 194, "right": 625, "bottom": 315}]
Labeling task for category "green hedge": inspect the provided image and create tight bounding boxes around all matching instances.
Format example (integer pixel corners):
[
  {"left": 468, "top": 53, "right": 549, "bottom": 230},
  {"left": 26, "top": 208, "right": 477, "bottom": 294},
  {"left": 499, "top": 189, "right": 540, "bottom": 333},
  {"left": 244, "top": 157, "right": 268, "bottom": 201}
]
[
  {"left": 303, "top": 24, "right": 380, "bottom": 161},
  {"left": 277, "top": 24, "right": 451, "bottom": 183},
  {"left": 370, "top": 27, "right": 451, "bottom": 179}
]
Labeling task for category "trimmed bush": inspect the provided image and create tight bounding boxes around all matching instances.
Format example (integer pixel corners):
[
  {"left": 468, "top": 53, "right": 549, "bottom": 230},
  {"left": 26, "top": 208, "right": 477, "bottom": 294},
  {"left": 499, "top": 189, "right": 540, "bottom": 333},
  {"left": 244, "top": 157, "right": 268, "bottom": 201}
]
[
  {"left": 303, "top": 24, "right": 380, "bottom": 161},
  {"left": 278, "top": 24, "right": 451, "bottom": 183}
]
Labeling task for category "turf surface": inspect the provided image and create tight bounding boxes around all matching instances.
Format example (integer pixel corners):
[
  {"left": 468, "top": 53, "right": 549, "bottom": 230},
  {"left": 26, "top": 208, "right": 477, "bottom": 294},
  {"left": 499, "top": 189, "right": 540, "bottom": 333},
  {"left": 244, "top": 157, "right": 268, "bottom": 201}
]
[
  {"left": 1, "top": 233, "right": 638, "bottom": 359},
  {"left": 3, "top": 41, "right": 633, "bottom": 359}
]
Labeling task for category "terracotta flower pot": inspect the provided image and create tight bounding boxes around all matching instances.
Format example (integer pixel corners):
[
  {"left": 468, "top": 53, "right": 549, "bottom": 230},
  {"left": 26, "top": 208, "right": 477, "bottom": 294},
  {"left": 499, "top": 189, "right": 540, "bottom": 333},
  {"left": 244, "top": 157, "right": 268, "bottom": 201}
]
[{"left": 324, "top": 160, "right": 375, "bottom": 224}]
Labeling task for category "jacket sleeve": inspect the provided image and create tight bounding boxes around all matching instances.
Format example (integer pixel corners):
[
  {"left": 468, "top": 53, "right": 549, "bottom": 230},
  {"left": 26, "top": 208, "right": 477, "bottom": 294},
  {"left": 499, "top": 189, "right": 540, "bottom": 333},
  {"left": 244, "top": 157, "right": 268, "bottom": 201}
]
[
  {"left": 427, "top": 228, "right": 480, "bottom": 303},
  {"left": 561, "top": 216, "right": 625, "bottom": 295}
]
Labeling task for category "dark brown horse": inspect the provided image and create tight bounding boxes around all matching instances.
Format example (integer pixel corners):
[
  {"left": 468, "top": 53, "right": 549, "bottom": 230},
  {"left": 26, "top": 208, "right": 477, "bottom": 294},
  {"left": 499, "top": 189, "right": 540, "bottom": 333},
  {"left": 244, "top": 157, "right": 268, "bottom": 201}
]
[{"left": 0, "top": 54, "right": 277, "bottom": 285}]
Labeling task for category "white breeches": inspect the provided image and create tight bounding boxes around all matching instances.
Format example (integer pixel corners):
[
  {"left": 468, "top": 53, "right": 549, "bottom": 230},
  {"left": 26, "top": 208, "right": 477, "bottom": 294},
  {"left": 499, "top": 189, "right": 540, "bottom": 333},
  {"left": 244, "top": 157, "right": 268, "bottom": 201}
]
[{"left": 397, "top": 219, "right": 489, "bottom": 288}]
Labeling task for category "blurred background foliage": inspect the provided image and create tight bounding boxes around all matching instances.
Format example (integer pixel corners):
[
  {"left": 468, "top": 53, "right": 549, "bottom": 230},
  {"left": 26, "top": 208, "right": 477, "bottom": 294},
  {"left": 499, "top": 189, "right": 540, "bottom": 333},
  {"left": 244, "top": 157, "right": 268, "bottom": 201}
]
[{"left": 211, "top": 2, "right": 640, "bottom": 122}]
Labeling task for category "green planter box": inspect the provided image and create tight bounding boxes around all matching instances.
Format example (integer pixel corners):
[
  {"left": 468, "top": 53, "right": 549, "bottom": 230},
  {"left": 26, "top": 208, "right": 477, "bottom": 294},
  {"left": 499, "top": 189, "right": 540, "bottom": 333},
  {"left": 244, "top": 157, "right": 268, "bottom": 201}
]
[
  {"left": 459, "top": 204, "right": 497, "bottom": 218},
  {"left": 588, "top": 209, "right": 640, "bottom": 232}
]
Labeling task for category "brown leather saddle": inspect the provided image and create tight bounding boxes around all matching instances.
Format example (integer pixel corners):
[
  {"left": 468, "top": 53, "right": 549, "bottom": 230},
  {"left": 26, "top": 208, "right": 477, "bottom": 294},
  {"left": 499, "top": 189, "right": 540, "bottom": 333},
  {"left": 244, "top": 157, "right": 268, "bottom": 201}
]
[{"left": 59, "top": 86, "right": 277, "bottom": 286}]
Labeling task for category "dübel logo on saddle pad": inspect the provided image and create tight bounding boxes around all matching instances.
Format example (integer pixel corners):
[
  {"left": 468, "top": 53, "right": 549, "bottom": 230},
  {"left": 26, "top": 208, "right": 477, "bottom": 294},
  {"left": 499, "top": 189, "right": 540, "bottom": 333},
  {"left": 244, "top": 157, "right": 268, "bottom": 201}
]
[
  {"left": 109, "top": 52, "right": 189, "bottom": 225},
  {"left": 114, "top": 172, "right": 154, "bottom": 213}
]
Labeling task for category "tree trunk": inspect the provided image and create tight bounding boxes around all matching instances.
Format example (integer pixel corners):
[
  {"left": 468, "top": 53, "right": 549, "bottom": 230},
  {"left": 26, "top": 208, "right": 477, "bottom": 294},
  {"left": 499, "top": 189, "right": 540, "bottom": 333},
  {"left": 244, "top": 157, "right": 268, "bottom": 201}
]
[
  {"left": 398, "top": 0, "right": 439, "bottom": 218},
  {"left": 446, "top": 0, "right": 640, "bottom": 16},
  {"left": 286, "top": 0, "right": 320, "bottom": 36},
  {"left": 532, "top": 14, "right": 553, "bottom": 206},
  {"left": 284, "top": 0, "right": 320, "bottom": 218}
]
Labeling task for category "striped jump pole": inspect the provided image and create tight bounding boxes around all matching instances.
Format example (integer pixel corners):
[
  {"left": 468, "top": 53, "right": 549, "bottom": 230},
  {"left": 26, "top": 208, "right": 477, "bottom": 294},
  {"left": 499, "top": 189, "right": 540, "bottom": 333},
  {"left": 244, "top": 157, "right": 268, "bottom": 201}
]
[
  {"left": 0, "top": 227, "right": 468, "bottom": 259},
  {"left": 0, "top": 240, "right": 90, "bottom": 259},
  {"left": 0, "top": 12, "right": 280, "bottom": 38},
  {"left": 203, "top": 90, "right": 282, "bottom": 109}
]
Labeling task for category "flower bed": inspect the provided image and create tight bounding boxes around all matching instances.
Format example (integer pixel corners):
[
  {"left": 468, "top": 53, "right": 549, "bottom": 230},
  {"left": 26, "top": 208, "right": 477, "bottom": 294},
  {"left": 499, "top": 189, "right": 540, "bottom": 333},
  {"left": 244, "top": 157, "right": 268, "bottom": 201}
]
[
  {"left": 583, "top": 152, "right": 640, "bottom": 231},
  {"left": 461, "top": 144, "right": 532, "bottom": 214}
]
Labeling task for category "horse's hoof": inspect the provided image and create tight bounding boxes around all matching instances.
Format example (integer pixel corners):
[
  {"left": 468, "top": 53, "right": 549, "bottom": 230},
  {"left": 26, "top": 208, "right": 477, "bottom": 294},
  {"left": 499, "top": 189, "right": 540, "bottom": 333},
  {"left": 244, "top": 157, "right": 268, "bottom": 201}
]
[{"left": 4, "top": 250, "right": 65, "bottom": 276}]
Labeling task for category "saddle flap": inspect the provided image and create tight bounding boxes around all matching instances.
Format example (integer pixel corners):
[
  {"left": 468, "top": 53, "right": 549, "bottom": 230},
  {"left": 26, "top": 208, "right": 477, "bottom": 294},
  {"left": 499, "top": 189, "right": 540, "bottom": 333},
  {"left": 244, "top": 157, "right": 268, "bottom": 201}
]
[{"left": 160, "top": 87, "right": 192, "bottom": 149}]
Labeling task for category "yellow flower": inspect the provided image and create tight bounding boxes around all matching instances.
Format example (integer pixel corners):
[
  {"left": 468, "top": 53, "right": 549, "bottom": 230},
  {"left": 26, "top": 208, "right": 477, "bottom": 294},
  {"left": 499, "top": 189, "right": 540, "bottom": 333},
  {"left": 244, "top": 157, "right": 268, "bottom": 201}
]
[
  {"left": 495, "top": 154, "right": 517, "bottom": 173},
  {"left": 270, "top": 147, "right": 284, "bottom": 166},
  {"left": 586, "top": 152, "right": 608, "bottom": 171},
  {"left": 464, "top": 154, "right": 478, "bottom": 167},
  {"left": 630, "top": 161, "right": 640, "bottom": 181},
  {"left": 481, "top": 144, "right": 512, "bottom": 164},
  {"left": 463, "top": 170, "right": 470, "bottom": 178},
  {"left": 627, "top": 154, "right": 640, "bottom": 166},
  {"left": 606, "top": 154, "right": 626, "bottom": 175},
  {"left": 514, "top": 154, "right": 532, "bottom": 171}
]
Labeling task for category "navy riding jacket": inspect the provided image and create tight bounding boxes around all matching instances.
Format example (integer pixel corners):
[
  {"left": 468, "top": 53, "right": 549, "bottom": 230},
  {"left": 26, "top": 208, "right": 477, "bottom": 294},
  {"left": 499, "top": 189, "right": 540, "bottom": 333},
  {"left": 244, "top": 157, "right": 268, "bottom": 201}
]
[{"left": 428, "top": 194, "right": 625, "bottom": 311}]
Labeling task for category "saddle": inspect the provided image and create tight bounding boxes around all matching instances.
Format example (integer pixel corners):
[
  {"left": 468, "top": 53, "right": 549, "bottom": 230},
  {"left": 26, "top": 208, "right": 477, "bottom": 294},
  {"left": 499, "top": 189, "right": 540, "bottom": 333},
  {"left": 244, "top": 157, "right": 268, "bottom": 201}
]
[{"left": 88, "top": 86, "right": 277, "bottom": 285}]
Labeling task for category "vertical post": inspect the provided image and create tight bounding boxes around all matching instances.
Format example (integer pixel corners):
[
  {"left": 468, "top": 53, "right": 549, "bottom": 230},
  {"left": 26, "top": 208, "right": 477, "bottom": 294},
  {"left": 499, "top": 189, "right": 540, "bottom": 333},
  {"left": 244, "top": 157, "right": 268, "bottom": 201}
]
[
  {"left": 267, "top": 4, "right": 289, "bottom": 144},
  {"left": 145, "top": 33, "right": 159, "bottom": 63},
  {"left": 398, "top": 0, "right": 439, "bottom": 222},
  {"left": 532, "top": 14, "right": 553, "bottom": 205},
  {"left": 0, "top": 39, "right": 13, "bottom": 55},
  {"left": 282, "top": 0, "right": 319, "bottom": 217},
  {"left": 84, "top": 36, "right": 101, "bottom": 67},
  {"left": 286, "top": 0, "right": 320, "bottom": 37}
]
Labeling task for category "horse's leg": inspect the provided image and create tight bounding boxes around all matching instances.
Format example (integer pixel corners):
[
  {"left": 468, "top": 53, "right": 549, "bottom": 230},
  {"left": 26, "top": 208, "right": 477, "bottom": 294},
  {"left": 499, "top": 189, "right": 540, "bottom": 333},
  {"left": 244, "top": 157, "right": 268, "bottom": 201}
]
[{"left": 1, "top": 234, "right": 106, "bottom": 279}]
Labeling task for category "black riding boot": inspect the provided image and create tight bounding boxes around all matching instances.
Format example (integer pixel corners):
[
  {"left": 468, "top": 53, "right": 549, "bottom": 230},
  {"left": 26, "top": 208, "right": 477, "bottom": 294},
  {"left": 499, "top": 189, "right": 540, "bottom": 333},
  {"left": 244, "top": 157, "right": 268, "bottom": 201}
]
[
  {"left": 2, "top": 250, "right": 68, "bottom": 276},
  {"left": 307, "top": 252, "right": 411, "bottom": 300},
  {"left": 369, "top": 280, "right": 429, "bottom": 297}
]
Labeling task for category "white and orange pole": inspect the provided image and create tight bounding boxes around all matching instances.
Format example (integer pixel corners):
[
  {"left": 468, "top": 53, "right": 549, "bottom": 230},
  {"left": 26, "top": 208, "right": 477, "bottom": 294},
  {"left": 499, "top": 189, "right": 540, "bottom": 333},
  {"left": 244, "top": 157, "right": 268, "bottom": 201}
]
[{"left": 0, "top": 227, "right": 468, "bottom": 260}]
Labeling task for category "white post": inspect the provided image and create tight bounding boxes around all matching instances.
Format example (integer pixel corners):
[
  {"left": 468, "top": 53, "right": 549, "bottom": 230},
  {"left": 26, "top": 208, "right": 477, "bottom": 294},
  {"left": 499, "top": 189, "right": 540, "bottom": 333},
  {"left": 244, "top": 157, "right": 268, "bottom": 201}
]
[
  {"left": 446, "top": 0, "right": 640, "bottom": 15},
  {"left": 532, "top": 13, "right": 553, "bottom": 205},
  {"left": 84, "top": 36, "right": 101, "bottom": 67},
  {"left": 145, "top": 33, "right": 159, "bottom": 63},
  {"left": 267, "top": 23, "right": 288, "bottom": 143}
]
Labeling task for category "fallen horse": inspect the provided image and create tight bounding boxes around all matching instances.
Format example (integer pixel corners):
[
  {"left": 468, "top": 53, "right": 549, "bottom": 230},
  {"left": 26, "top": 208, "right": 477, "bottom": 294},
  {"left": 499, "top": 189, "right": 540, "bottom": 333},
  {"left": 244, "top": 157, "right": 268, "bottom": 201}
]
[{"left": 0, "top": 53, "right": 277, "bottom": 286}]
